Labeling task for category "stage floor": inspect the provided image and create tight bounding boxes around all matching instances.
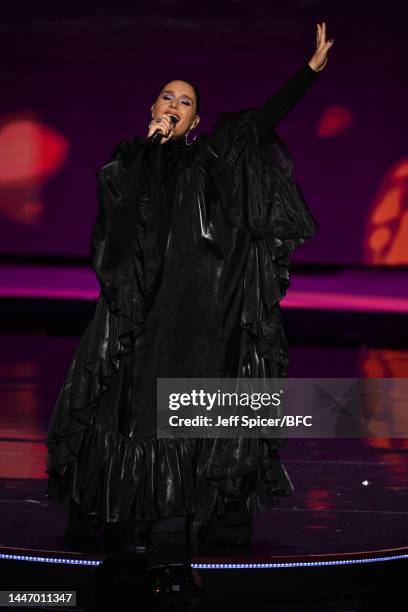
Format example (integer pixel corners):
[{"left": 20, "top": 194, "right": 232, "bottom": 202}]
[
  {"left": 0, "top": 334, "right": 407, "bottom": 564},
  {"left": 0, "top": 437, "right": 407, "bottom": 560}
]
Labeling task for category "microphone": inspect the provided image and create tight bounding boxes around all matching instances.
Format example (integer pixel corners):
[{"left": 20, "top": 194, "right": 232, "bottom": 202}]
[{"left": 148, "top": 114, "right": 179, "bottom": 146}]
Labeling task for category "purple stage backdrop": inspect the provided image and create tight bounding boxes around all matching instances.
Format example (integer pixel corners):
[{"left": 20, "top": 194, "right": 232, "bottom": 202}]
[{"left": 0, "top": 0, "right": 407, "bottom": 266}]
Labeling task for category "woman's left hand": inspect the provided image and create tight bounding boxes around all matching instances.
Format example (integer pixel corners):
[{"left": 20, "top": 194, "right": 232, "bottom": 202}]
[{"left": 308, "top": 21, "right": 334, "bottom": 72}]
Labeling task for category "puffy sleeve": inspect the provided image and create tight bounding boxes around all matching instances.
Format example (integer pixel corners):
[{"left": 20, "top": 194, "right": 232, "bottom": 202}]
[
  {"left": 209, "top": 105, "right": 319, "bottom": 253},
  {"left": 90, "top": 137, "right": 150, "bottom": 310}
]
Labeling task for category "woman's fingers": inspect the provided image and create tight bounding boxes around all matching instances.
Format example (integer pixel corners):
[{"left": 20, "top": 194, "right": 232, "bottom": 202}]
[
  {"left": 322, "top": 21, "right": 326, "bottom": 44},
  {"left": 316, "top": 21, "right": 332, "bottom": 50},
  {"left": 156, "top": 114, "right": 174, "bottom": 136},
  {"left": 164, "top": 115, "right": 175, "bottom": 135},
  {"left": 146, "top": 113, "right": 175, "bottom": 141},
  {"left": 309, "top": 21, "right": 333, "bottom": 71},
  {"left": 322, "top": 22, "right": 333, "bottom": 49},
  {"left": 155, "top": 115, "right": 176, "bottom": 144}
]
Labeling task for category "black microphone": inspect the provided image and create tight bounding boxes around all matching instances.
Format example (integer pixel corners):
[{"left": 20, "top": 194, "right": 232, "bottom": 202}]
[{"left": 148, "top": 114, "right": 179, "bottom": 146}]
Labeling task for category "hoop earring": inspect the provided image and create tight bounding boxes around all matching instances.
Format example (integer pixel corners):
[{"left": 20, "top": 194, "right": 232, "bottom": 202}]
[{"left": 186, "top": 127, "right": 197, "bottom": 146}]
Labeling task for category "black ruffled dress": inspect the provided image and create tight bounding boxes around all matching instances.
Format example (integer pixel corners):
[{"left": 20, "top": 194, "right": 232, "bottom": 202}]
[{"left": 45, "top": 63, "right": 319, "bottom": 530}]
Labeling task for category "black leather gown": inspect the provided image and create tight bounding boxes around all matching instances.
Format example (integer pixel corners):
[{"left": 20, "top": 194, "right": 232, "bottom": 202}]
[{"left": 45, "top": 63, "right": 319, "bottom": 529}]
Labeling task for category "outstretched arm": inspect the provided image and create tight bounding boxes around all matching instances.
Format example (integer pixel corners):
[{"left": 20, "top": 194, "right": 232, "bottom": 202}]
[
  {"left": 254, "top": 21, "right": 334, "bottom": 142},
  {"left": 254, "top": 63, "right": 320, "bottom": 142}
]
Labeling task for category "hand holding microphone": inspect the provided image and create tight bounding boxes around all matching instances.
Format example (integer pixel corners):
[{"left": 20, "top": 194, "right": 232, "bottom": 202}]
[{"left": 147, "top": 114, "right": 179, "bottom": 145}]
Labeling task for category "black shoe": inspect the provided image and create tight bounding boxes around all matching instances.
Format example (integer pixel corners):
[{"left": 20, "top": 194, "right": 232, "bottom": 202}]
[{"left": 149, "top": 563, "right": 204, "bottom": 610}]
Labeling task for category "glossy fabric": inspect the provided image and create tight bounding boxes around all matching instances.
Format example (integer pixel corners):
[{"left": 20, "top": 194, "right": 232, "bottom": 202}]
[{"left": 45, "top": 109, "right": 317, "bottom": 527}]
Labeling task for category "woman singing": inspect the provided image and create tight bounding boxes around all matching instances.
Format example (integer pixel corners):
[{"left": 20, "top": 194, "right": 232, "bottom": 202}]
[{"left": 46, "top": 23, "right": 333, "bottom": 560}]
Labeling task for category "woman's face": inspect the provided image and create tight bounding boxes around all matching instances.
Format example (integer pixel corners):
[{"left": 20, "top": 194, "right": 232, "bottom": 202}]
[{"left": 151, "top": 80, "right": 200, "bottom": 139}]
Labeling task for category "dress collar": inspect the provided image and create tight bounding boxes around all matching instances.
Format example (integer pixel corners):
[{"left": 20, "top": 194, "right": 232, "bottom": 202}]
[{"left": 164, "top": 134, "right": 201, "bottom": 152}]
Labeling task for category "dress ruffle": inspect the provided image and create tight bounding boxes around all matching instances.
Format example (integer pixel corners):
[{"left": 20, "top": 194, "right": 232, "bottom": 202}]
[
  {"left": 45, "top": 281, "right": 143, "bottom": 479},
  {"left": 47, "top": 417, "right": 295, "bottom": 527},
  {"left": 46, "top": 286, "right": 295, "bottom": 527}
]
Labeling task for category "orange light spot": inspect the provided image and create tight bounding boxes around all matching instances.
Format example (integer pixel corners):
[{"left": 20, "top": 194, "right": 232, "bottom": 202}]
[{"left": 371, "top": 186, "right": 402, "bottom": 224}]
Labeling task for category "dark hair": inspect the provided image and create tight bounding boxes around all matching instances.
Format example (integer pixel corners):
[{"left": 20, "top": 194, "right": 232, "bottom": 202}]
[{"left": 157, "top": 79, "right": 201, "bottom": 114}]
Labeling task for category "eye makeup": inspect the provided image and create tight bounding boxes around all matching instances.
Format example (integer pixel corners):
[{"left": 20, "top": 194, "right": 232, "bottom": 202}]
[{"left": 162, "top": 92, "right": 193, "bottom": 106}]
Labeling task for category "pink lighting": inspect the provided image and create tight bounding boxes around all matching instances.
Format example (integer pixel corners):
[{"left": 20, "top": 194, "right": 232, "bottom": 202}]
[
  {"left": 0, "top": 112, "right": 69, "bottom": 224},
  {"left": 317, "top": 105, "right": 352, "bottom": 137}
]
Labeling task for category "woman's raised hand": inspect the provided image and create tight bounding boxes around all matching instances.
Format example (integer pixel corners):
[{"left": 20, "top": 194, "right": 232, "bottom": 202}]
[
  {"left": 308, "top": 21, "right": 334, "bottom": 72},
  {"left": 147, "top": 114, "right": 175, "bottom": 144}
]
